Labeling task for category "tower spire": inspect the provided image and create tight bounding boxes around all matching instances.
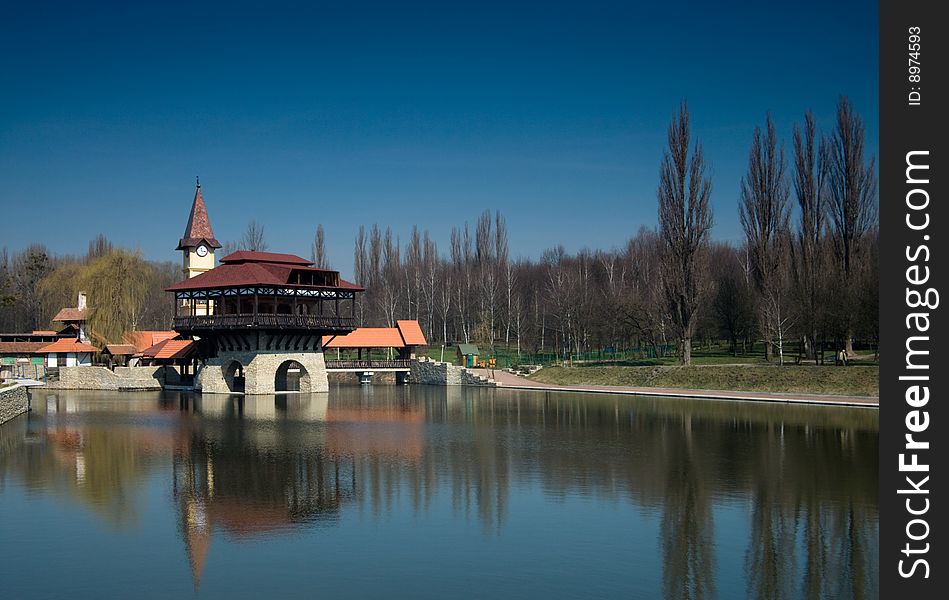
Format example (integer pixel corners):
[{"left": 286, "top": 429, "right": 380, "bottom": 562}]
[{"left": 177, "top": 179, "right": 221, "bottom": 250}]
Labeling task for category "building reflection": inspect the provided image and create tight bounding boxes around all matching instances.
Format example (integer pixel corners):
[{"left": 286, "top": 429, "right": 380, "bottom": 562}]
[
  {"left": 173, "top": 399, "right": 353, "bottom": 586},
  {"left": 0, "top": 388, "right": 878, "bottom": 596}
]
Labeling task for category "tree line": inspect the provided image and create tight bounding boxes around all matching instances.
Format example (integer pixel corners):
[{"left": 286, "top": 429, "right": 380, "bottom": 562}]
[
  {"left": 1, "top": 98, "right": 876, "bottom": 361},
  {"left": 346, "top": 98, "right": 878, "bottom": 365},
  {"left": 0, "top": 234, "right": 180, "bottom": 343}
]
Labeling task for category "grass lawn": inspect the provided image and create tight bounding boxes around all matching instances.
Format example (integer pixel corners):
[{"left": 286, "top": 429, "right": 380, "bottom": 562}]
[{"left": 528, "top": 364, "right": 879, "bottom": 397}]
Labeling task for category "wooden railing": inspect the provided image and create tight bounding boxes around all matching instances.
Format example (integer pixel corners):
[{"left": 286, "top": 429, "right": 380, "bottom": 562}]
[
  {"left": 173, "top": 313, "right": 355, "bottom": 331},
  {"left": 325, "top": 359, "right": 412, "bottom": 370}
]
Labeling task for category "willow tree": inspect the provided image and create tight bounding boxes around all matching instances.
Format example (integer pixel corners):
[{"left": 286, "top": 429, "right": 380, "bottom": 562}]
[
  {"left": 38, "top": 261, "right": 84, "bottom": 323},
  {"left": 79, "top": 249, "right": 153, "bottom": 343},
  {"left": 657, "top": 102, "right": 714, "bottom": 365}
]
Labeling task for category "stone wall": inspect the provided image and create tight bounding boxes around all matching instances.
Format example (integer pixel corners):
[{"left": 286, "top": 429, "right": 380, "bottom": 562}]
[
  {"left": 410, "top": 357, "right": 497, "bottom": 386},
  {"left": 47, "top": 366, "right": 165, "bottom": 391},
  {"left": 328, "top": 371, "right": 397, "bottom": 385},
  {"left": 0, "top": 384, "right": 29, "bottom": 425},
  {"left": 197, "top": 350, "right": 329, "bottom": 394}
]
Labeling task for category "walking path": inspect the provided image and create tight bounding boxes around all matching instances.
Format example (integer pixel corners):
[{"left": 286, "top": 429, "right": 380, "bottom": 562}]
[{"left": 467, "top": 368, "right": 879, "bottom": 408}]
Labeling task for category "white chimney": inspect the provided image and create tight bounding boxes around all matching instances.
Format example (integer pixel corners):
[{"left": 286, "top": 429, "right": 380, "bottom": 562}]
[{"left": 77, "top": 292, "right": 87, "bottom": 310}]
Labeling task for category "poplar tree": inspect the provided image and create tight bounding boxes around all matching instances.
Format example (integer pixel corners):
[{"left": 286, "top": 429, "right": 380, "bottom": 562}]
[{"left": 656, "top": 102, "right": 714, "bottom": 365}]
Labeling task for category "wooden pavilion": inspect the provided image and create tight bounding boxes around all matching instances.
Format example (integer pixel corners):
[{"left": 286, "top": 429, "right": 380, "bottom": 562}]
[{"left": 166, "top": 250, "right": 363, "bottom": 394}]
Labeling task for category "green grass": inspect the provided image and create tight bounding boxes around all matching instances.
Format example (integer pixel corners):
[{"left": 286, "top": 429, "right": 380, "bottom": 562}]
[{"left": 528, "top": 364, "right": 879, "bottom": 397}]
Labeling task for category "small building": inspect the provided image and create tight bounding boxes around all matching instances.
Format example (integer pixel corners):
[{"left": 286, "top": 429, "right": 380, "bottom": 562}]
[
  {"left": 456, "top": 344, "right": 479, "bottom": 368},
  {"left": 39, "top": 338, "right": 98, "bottom": 368},
  {"left": 1, "top": 329, "right": 79, "bottom": 380},
  {"left": 52, "top": 292, "right": 94, "bottom": 343},
  {"left": 0, "top": 341, "right": 49, "bottom": 380},
  {"left": 138, "top": 339, "right": 196, "bottom": 366},
  {"left": 322, "top": 320, "right": 428, "bottom": 360},
  {"left": 103, "top": 344, "right": 139, "bottom": 367},
  {"left": 124, "top": 330, "right": 179, "bottom": 354}
]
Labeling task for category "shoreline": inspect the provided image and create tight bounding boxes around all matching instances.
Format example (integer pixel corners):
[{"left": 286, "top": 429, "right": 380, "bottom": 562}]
[{"left": 469, "top": 368, "right": 879, "bottom": 408}]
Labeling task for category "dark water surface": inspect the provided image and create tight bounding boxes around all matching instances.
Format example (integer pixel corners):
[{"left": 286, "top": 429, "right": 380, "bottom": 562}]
[{"left": 0, "top": 386, "right": 878, "bottom": 599}]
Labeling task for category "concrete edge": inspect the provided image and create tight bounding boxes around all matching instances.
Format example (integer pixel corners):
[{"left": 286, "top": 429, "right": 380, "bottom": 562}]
[{"left": 494, "top": 383, "right": 879, "bottom": 408}]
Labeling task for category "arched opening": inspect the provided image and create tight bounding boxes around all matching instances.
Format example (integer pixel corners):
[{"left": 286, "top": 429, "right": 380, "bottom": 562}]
[
  {"left": 223, "top": 360, "right": 245, "bottom": 393},
  {"left": 275, "top": 360, "right": 309, "bottom": 393}
]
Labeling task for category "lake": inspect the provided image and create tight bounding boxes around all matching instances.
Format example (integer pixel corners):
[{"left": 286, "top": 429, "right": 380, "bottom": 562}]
[{"left": 0, "top": 386, "right": 879, "bottom": 599}]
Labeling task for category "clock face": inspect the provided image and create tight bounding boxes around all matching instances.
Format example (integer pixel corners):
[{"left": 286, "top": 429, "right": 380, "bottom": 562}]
[{"left": 196, "top": 245, "right": 208, "bottom": 257}]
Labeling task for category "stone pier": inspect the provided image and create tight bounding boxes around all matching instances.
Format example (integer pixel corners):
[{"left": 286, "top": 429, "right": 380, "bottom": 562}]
[
  {"left": 196, "top": 350, "right": 328, "bottom": 394},
  {"left": 0, "top": 384, "right": 29, "bottom": 425}
]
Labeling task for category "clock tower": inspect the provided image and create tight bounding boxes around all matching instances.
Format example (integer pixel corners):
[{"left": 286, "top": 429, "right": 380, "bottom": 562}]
[{"left": 177, "top": 178, "right": 221, "bottom": 279}]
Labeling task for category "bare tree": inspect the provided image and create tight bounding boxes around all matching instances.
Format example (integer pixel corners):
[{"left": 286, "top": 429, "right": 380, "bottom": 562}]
[
  {"left": 312, "top": 224, "right": 329, "bottom": 268},
  {"left": 825, "top": 97, "right": 877, "bottom": 355},
  {"left": 657, "top": 102, "right": 714, "bottom": 365},
  {"left": 12, "top": 245, "right": 52, "bottom": 330},
  {"left": 353, "top": 225, "right": 368, "bottom": 325},
  {"left": 87, "top": 234, "right": 113, "bottom": 261},
  {"left": 240, "top": 220, "right": 268, "bottom": 252},
  {"left": 790, "top": 111, "right": 827, "bottom": 362},
  {"left": 739, "top": 114, "right": 792, "bottom": 363},
  {"left": 711, "top": 245, "right": 755, "bottom": 356}
]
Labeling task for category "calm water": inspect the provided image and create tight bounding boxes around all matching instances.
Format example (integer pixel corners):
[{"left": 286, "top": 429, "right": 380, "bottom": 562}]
[{"left": 0, "top": 386, "right": 878, "bottom": 599}]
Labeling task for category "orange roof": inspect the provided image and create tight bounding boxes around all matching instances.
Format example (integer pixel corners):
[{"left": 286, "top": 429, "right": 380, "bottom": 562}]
[
  {"left": 32, "top": 330, "right": 58, "bottom": 335},
  {"left": 124, "top": 330, "right": 179, "bottom": 353},
  {"left": 396, "top": 320, "right": 426, "bottom": 346},
  {"left": 323, "top": 328, "right": 406, "bottom": 349},
  {"left": 0, "top": 341, "right": 50, "bottom": 354},
  {"left": 141, "top": 339, "right": 195, "bottom": 360},
  {"left": 39, "top": 338, "right": 98, "bottom": 353},
  {"left": 52, "top": 308, "right": 91, "bottom": 322},
  {"left": 104, "top": 344, "right": 138, "bottom": 356}
]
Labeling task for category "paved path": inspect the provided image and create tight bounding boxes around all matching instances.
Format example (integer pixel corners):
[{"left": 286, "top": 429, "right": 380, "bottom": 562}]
[{"left": 467, "top": 368, "right": 879, "bottom": 408}]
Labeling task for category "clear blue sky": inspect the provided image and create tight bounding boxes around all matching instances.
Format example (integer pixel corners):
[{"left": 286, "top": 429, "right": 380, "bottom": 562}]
[{"left": 1, "top": 0, "right": 878, "bottom": 278}]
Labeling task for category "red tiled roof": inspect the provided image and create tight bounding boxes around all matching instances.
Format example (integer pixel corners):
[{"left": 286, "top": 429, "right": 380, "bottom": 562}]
[
  {"left": 177, "top": 182, "right": 221, "bottom": 250},
  {"left": 52, "top": 308, "right": 91, "bottom": 322},
  {"left": 0, "top": 341, "right": 50, "bottom": 354},
  {"left": 220, "top": 251, "right": 313, "bottom": 266},
  {"left": 123, "top": 331, "right": 179, "bottom": 353},
  {"left": 39, "top": 338, "right": 98, "bottom": 353},
  {"left": 104, "top": 344, "right": 138, "bottom": 356},
  {"left": 396, "top": 320, "right": 427, "bottom": 346},
  {"left": 141, "top": 339, "right": 195, "bottom": 360},
  {"left": 165, "top": 261, "right": 363, "bottom": 292},
  {"left": 323, "top": 328, "right": 406, "bottom": 349}
]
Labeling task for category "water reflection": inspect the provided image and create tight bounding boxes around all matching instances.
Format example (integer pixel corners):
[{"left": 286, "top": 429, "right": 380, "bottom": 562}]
[{"left": 0, "top": 387, "right": 878, "bottom": 598}]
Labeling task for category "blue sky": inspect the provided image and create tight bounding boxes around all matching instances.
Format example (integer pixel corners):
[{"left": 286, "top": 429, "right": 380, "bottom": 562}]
[{"left": 0, "top": 1, "right": 878, "bottom": 277}]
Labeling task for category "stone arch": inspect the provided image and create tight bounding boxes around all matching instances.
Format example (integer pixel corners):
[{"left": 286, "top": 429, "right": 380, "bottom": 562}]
[
  {"left": 223, "top": 359, "right": 245, "bottom": 393},
  {"left": 275, "top": 359, "right": 310, "bottom": 393}
]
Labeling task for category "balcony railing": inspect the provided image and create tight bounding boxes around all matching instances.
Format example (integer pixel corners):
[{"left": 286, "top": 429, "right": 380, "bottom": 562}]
[
  {"left": 173, "top": 313, "right": 355, "bottom": 331},
  {"left": 325, "top": 359, "right": 412, "bottom": 370}
]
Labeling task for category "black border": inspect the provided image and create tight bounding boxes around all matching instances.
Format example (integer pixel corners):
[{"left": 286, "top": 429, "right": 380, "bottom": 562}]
[{"left": 880, "top": 0, "right": 946, "bottom": 595}]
